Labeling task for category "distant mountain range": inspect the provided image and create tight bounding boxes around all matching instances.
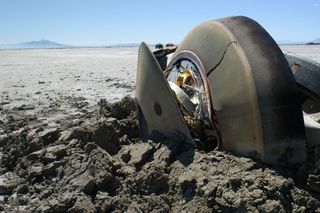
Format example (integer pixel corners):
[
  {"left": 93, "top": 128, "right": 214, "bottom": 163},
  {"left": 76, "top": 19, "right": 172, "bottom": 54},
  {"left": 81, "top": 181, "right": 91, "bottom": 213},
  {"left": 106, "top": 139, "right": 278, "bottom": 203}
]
[
  {"left": 277, "top": 37, "right": 320, "bottom": 45},
  {"left": 0, "top": 40, "right": 143, "bottom": 49},
  {"left": 312, "top": 37, "right": 320, "bottom": 43},
  {"left": 1, "top": 37, "right": 319, "bottom": 50},
  {"left": 0, "top": 40, "right": 71, "bottom": 49}
]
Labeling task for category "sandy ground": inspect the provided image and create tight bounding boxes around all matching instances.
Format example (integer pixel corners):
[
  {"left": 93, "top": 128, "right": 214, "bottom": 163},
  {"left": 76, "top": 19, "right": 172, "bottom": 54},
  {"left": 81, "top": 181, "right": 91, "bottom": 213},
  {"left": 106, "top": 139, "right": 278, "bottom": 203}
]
[{"left": 0, "top": 45, "right": 320, "bottom": 212}]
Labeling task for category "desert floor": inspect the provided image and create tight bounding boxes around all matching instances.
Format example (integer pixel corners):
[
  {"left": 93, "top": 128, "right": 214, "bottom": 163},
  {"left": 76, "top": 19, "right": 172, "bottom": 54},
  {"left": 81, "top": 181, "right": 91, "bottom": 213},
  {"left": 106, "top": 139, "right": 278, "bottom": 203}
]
[{"left": 0, "top": 45, "right": 320, "bottom": 212}]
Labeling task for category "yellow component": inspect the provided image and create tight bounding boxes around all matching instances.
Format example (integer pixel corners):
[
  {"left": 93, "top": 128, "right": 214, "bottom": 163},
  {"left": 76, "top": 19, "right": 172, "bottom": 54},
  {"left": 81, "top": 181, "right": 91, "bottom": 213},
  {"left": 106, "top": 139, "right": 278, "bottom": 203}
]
[
  {"left": 176, "top": 74, "right": 184, "bottom": 87},
  {"left": 176, "top": 64, "right": 194, "bottom": 87}
]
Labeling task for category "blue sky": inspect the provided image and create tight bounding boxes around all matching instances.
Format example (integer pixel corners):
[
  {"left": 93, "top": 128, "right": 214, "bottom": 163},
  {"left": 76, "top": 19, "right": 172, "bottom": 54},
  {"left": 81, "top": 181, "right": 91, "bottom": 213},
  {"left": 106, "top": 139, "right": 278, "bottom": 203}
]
[{"left": 1, "top": 0, "right": 320, "bottom": 45}]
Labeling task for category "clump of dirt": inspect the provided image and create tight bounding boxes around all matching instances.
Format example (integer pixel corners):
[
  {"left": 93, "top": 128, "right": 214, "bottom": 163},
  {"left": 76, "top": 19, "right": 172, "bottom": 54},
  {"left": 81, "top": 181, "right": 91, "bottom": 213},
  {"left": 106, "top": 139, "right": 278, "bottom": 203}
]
[{"left": 0, "top": 96, "right": 320, "bottom": 212}]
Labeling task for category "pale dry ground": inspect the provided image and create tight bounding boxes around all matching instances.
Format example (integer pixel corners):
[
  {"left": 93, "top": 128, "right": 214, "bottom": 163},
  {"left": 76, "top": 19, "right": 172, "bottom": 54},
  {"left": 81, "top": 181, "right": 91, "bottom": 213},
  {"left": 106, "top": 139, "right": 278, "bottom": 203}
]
[
  {"left": 0, "top": 47, "right": 139, "bottom": 204},
  {"left": 0, "top": 45, "right": 318, "bottom": 125},
  {"left": 280, "top": 45, "right": 320, "bottom": 62},
  {"left": 0, "top": 45, "right": 319, "bottom": 211},
  {"left": 0, "top": 45, "right": 319, "bottom": 111},
  {"left": 0, "top": 48, "right": 137, "bottom": 109},
  {"left": 0, "top": 44, "right": 317, "bottom": 133}
]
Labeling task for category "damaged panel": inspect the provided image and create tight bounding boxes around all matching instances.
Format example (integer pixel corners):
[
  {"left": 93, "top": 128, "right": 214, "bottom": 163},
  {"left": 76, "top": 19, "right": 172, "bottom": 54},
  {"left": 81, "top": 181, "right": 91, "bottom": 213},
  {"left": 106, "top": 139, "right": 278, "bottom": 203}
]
[
  {"left": 285, "top": 52, "right": 320, "bottom": 96},
  {"left": 218, "top": 16, "right": 306, "bottom": 167},
  {"left": 136, "top": 16, "right": 308, "bottom": 170},
  {"left": 136, "top": 42, "right": 192, "bottom": 143}
]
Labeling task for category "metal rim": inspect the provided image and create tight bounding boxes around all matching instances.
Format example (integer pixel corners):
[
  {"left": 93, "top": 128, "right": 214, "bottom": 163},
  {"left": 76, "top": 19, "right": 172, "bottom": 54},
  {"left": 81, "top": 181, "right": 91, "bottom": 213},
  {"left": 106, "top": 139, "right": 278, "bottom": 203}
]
[
  {"left": 170, "top": 16, "right": 306, "bottom": 167},
  {"left": 167, "top": 51, "right": 222, "bottom": 144}
]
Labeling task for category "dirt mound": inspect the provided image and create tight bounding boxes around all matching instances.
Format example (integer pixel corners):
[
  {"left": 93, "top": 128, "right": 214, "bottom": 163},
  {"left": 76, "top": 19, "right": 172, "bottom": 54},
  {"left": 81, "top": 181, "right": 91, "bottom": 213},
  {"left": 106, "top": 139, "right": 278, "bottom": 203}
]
[{"left": 1, "top": 97, "right": 320, "bottom": 212}]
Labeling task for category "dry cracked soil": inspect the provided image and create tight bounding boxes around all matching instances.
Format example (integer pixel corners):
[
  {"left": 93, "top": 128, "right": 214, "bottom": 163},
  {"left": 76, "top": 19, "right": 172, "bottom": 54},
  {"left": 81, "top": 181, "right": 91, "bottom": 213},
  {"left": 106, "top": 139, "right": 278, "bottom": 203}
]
[{"left": 0, "top": 96, "right": 320, "bottom": 212}]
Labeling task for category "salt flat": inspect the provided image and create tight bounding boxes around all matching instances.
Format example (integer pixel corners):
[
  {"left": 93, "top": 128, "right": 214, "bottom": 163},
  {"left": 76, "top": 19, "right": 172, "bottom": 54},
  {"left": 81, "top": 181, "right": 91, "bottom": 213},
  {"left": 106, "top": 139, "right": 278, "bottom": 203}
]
[
  {"left": 280, "top": 45, "right": 320, "bottom": 62},
  {"left": 0, "top": 45, "right": 319, "bottom": 110},
  {"left": 0, "top": 48, "right": 137, "bottom": 110},
  {"left": 0, "top": 45, "right": 320, "bottom": 212}
]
